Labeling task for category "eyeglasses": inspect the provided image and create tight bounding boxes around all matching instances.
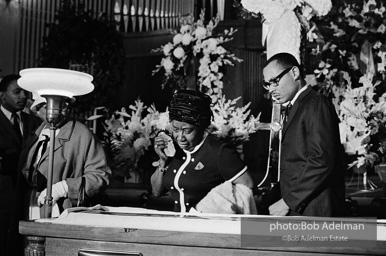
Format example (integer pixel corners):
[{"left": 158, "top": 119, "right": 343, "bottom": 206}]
[{"left": 263, "top": 67, "right": 293, "bottom": 90}]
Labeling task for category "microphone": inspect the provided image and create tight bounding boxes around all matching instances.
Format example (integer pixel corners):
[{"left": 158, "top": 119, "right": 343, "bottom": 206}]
[{"left": 42, "top": 95, "right": 68, "bottom": 126}]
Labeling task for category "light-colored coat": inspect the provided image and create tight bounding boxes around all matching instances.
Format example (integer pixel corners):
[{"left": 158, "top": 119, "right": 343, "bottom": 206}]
[{"left": 19, "top": 120, "right": 111, "bottom": 210}]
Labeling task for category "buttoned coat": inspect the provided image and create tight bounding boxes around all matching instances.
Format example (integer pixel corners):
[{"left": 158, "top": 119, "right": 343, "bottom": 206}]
[
  {"left": 18, "top": 119, "right": 111, "bottom": 211},
  {"left": 163, "top": 134, "right": 247, "bottom": 212},
  {"left": 280, "top": 87, "right": 345, "bottom": 216}
]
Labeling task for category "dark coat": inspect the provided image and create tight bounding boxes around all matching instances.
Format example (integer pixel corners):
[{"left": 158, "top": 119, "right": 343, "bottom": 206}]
[
  {"left": 280, "top": 87, "right": 345, "bottom": 216},
  {"left": 0, "top": 109, "right": 41, "bottom": 256},
  {"left": 163, "top": 134, "right": 247, "bottom": 212},
  {"left": 0, "top": 110, "right": 41, "bottom": 214}
]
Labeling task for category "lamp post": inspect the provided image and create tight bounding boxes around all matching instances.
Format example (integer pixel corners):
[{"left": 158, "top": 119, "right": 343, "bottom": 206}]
[{"left": 18, "top": 68, "right": 94, "bottom": 218}]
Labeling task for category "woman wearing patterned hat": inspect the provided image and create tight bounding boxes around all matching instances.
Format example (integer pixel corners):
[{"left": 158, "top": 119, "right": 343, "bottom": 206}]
[{"left": 151, "top": 89, "right": 254, "bottom": 213}]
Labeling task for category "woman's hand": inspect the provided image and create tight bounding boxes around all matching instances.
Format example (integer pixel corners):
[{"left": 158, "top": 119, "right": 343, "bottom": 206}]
[
  {"left": 154, "top": 132, "right": 173, "bottom": 165},
  {"left": 152, "top": 132, "right": 174, "bottom": 197},
  {"left": 152, "top": 133, "right": 168, "bottom": 197}
]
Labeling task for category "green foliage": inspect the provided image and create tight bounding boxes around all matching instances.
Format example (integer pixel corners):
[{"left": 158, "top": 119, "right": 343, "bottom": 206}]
[{"left": 39, "top": 0, "right": 125, "bottom": 113}]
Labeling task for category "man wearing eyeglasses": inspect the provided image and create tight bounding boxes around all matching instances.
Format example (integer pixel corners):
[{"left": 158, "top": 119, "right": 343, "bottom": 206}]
[{"left": 263, "top": 53, "right": 345, "bottom": 217}]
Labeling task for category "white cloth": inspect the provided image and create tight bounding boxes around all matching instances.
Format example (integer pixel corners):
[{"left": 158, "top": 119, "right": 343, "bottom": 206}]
[
  {"left": 158, "top": 132, "right": 175, "bottom": 157},
  {"left": 263, "top": 10, "right": 301, "bottom": 63},
  {"left": 195, "top": 181, "right": 257, "bottom": 214}
]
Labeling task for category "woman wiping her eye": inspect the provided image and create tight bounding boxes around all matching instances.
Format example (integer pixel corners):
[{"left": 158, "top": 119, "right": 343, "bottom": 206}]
[{"left": 151, "top": 89, "right": 255, "bottom": 213}]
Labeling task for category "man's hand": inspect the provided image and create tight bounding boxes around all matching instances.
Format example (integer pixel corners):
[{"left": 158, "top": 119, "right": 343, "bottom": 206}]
[{"left": 269, "top": 198, "right": 290, "bottom": 216}]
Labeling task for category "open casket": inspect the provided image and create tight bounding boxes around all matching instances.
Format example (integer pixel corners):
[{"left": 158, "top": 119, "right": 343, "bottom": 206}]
[{"left": 20, "top": 206, "right": 386, "bottom": 256}]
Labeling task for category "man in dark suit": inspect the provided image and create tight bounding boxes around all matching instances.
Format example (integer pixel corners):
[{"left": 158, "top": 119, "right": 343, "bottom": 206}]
[
  {"left": 0, "top": 74, "right": 41, "bottom": 255},
  {"left": 264, "top": 53, "right": 345, "bottom": 217}
]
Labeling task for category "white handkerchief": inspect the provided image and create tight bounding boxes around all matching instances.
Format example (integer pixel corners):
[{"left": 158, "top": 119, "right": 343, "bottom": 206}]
[
  {"left": 158, "top": 132, "right": 175, "bottom": 157},
  {"left": 164, "top": 135, "right": 176, "bottom": 157}
]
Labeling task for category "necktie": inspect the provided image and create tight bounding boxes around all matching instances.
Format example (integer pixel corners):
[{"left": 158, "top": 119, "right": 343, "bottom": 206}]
[
  {"left": 284, "top": 102, "right": 292, "bottom": 124},
  {"left": 28, "top": 135, "right": 50, "bottom": 183},
  {"left": 12, "top": 113, "right": 23, "bottom": 141}
]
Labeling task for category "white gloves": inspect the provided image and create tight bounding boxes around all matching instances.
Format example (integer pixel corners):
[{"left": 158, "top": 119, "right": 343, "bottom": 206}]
[{"left": 37, "top": 180, "right": 68, "bottom": 206}]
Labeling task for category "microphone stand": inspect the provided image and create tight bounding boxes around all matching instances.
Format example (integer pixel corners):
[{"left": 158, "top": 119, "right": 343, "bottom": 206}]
[{"left": 41, "top": 95, "right": 67, "bottom": 218}]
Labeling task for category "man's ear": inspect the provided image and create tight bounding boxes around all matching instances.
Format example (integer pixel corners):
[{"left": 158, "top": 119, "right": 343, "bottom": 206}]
[
  {"left": 0, "top": 92, "right": 4, "bottom": 101},
  {"left": 291, "top": 66, "right": 301, "bottom": 81}
]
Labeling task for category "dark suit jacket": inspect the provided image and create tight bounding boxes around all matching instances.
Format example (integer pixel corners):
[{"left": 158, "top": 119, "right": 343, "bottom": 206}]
[
  {"left": 0, "top": 109, "right": 41, "bottom": 214},
  {"left": 280, "top": 87, "right": 345, "bottom": 217}
]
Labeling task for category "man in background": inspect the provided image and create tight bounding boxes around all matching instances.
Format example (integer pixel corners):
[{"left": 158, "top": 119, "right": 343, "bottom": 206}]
[
  {"left": 264, "top": 53, "right": 345, "bottom": 216},
  {"left": 0, "top": 74, "right": 41, "bottom": 255}
]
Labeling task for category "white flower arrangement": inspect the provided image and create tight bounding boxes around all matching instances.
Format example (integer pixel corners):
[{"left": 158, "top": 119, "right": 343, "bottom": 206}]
[
  {"left": 88, "top": 100, "right": 169, "bottom": 179},
  {"left": 339, "top": 73, "right": 386, "bottom": 168},
  {"left": 209, "top": 95, "right": 260, "bottom": 147},
  {"left": 339, "top": 75, "right": 374, "bottom": 155},
  {"left": 152, "top": 10, "right": 242, "bottom": 103},
  {"left": 313, "top": 0, "right": 386, "bottom": 86},
  {"left": 310, "top": 0, "right": 386, "bottom": 169},
  {"left": 104, "top": 100, "right": 153, "bottom": 176}
]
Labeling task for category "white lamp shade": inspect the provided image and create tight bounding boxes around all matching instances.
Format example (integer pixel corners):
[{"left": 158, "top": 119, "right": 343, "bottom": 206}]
[{"left": 18, "top": 68, "right": 94, "bottom": 98}]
